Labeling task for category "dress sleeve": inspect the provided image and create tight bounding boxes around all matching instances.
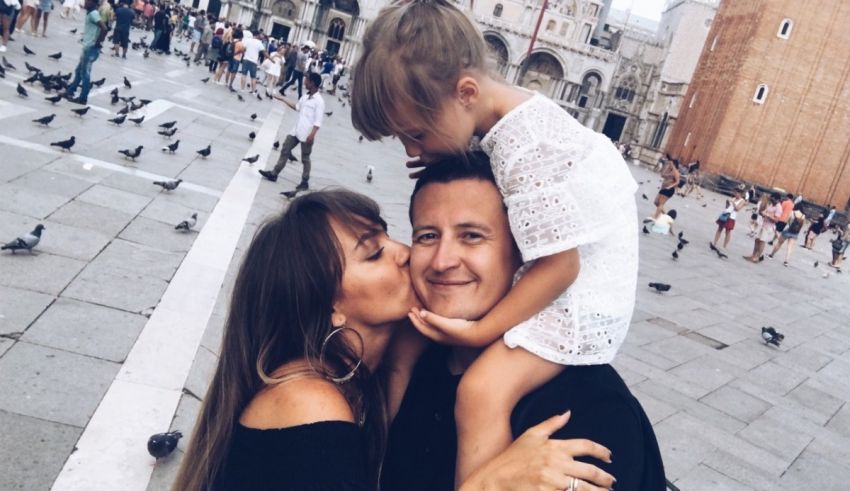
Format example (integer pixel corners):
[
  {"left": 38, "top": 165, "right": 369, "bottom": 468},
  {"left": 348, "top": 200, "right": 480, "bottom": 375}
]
[{"left": 501, "top": 137, "right": 633, "bottom": 262}]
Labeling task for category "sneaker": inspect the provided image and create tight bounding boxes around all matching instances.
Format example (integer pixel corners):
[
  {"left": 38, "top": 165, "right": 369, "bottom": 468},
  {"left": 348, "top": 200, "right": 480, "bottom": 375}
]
[
  {"left": 258, "top": 170, "right": 277, "bottom": 182},
  {"left": 783, "top": 261, "right": 788, "bottom": 267},
  {"left": 0, "top": 45, "right": 5, "bottom": 53},
  {"left": 767, "top": 253, "right": 774, "bottom": 259},
  {"left": 295, "top": 180, "right": 309, "bottom": 191},
  {"left": 759, "top": 255, "right": 765, "bottom": 262}
]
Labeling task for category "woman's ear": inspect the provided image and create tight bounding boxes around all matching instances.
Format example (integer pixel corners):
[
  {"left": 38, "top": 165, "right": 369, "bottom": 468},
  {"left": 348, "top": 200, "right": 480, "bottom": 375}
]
[
  {"left": 456, "top": 75, "right": 480, "bottom": 109},
  {"left": 330, "top": 311, "right": 347, "bottom": 328}
]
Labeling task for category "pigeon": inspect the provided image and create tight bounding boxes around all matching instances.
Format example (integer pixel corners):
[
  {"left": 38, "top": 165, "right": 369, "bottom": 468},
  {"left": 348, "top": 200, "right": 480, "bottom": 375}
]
[
  {"left": 250, "top": 113, "right": 257, "bottom": 120},
  {"left": 272, "top": 141, "right": 280, "bottom": 150},
  {"left": 48, "top": 52, "right": 62, "bottom": 60},
  {"left": 175, "top": 213, "right": 197, "bottom": 232},
  {"left": 32, "top": 114, "right": 55, "bottom": 126},
  {"left": 679, "top": 238, "right": 689, "bottom": 246},
  {"left": 108, "top": 115, "right": 126, "bottom": 125},
  {"left": 641, "top": 194, "right": 649, "bottom": 200},
  {"left": 17, "top": 83, "right": 28, "bottom": 97},
  {"left": 248, "top": 131, "right": 256, "bottom": 140},
  {"left": 672, "top": 250, "right": 679, "bottom": 260},
  {"left": 71, "top": 106, "right": 90, "bottom": 117},
  {"left": 119, "top": 96, "right": 136, "bottom": 103},
  {"left": 2, "top": 224, "right": 45, "bottom": 254},
  {"left": 50, "top": 136, "right": 76, "bottom": 151},
  {"left": 139, "top": 99, "right": 151, "bottom": 106},
  {"left": 123, "top": 76, "right": 132, "bottom": 89},
  {"left": 281, "top": 190, "right": 298, "bottom": 199},
  {"left": 642, "top": 226, "right": 650, "bottom": 234},
  {"left": 158, "top": 120, "right": 177, "bottom": 129},
  {"left": 358, "top": 135, "right": 364, "bottom": 143},
  {"left": 256, "top": 92, "right": 263, "bottom": 101},
  {"left": 158, "top": 127, "right": 178, "bottom": 138},
  {"left": 648, "top": 282, "right": 671, "bottom": 293},
  {"left": 70, "top": 28, "right": 77, "bottom": 34},
  {"left": 366, "top": 165, "right": 374, "bottom": 183},
  {"left": 25, "top": 61, "right": 40, "bottom": 73},
  {"left": 91, "top": 77, "right": 105, "bottom": 87},
  {"left": 0, "top": 64, "right": 4, "bottom": 78},
  {"left": 196, "top": 145, "right": 211, "bottom": 158},
  {"left": 45, "top": 94, "right": 63, "bottom": 104},
  {"left": 116, "top": 105, "right": 130, "bottom": 115},
  {"left": 201, "top": 77, "right": 209, "bottom": 83},
  {"left": 23, "top": 45, "right": 36, "bottom": 56},
  {"left": 709, "top": 242, "right": 728, "bottom": 259},
  {"left": 147, "top": 431, "right": 182, "bottom": 459},
  {"left": 760, "top": 326, "right": 784, "bottom": 347},
  {"left": 23, "top": 72, "right": 39, "bottom": 84},
  {"left": 162, "top": 140, "right": 180, "bottom": 153},
  {"left": 677, "top": 242, "right": 684, "bottom": 250},
  {"left": 237, "top": 94, "right": 244, "bottom": 102},
  {"left": 129, "top": 115, "right": 145, "bottom": 126},
  {"left": 110, "top": 87, "right": 119, "bottom": 97},
  {"left": 813, "top": 261, "right": 819, "bottom": 268},
  {"left": 2, "top": 56, "right": 15, "bottom": 70},
  {"left": 143, "top": 49, "right": 150, "bottom": 58},
  {"left": 324, "top": 111, "right": 332, "bottom": 117},
  {"left": 153, "top": 179, "right": 182, "bottom": 191},
  {"left": 118, "top": 145, "right": 144, "bottom": 160}
]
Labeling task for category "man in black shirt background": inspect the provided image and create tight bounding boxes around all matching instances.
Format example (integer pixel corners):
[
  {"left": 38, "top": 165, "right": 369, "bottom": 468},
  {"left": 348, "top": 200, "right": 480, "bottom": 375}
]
[{"left": 381, "top": 155, "right": 666, "bottom": 491}]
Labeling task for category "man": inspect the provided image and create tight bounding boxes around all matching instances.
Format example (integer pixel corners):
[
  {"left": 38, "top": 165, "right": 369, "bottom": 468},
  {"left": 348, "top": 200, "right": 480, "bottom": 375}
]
[
  {"left": 381, "top": 155, "right": 666, "bottom": 491},
  {"left": 259, "top": 72, "right": 324, "bottom": 193},
  {"left": 64, "top": 0, "right": 107, "bottom": 105},
  {"left": 111, "top": 0, "right": 135, "bottom": 59},
  {"left": 279, "top": 43, "right": 298, "bottom": 89},
  {"left": 151, "top": 3, "right": 167, "bottom": 52},
  {"left": 194, "top": 19, "right": 212, "bottom": 64},
  {"left": 239, "top": 29, "right": 265, "bottom": 93},
  {"left": 280, "top": 43, "right": 309, "bottom": 98},
  {"left": 190, "top": 9, "right": 205, "bottom": 53}
]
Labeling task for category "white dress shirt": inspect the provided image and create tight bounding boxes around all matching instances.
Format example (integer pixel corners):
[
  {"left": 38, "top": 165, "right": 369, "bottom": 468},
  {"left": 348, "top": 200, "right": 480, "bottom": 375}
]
[{"left": 290, "top": 92, "right": 324, "bottom": 142}]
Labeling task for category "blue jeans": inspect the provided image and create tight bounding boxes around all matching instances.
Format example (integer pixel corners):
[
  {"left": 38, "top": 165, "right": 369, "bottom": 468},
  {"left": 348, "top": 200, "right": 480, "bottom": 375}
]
[{"left": 67, "top": 46, "right": 101, "bottom": 103}]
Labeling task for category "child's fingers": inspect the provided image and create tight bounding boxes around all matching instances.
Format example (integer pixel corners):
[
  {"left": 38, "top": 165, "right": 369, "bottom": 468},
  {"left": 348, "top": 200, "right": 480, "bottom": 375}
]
[
  {"left": 407, "top": 312, "right": 448, "bottom": 343},
  {"left": 405, "top": 159, "right": 427, "bottom": 169}
]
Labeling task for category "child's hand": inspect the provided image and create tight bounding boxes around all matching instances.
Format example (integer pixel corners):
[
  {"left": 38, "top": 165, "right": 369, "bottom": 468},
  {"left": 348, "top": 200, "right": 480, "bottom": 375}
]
[
  {"left": 407, "top": 307, "right": 492, "bottom": 347},
  {"left": 405, "top": 158, "right": 428, "bottom": 179}
]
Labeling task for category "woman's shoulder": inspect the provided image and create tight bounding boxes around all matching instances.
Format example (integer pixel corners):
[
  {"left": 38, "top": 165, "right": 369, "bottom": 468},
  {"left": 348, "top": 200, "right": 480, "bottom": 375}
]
[{"left": 240, "top": 375, "right": 355, "bottom": 430}]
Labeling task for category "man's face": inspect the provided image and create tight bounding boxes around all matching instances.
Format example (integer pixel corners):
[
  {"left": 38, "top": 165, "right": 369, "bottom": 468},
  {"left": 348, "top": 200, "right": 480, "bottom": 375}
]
[{"left": 410, "top": 179, "right": 521, "bottom": 320}]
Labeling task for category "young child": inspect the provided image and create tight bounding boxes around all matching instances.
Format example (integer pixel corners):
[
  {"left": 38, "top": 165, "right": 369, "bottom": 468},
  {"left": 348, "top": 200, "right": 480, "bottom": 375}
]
[
  {"left": 351, "top": 0, "right": 638, "bottom": 483},
  {"left": 651, "top": 209, "right": 677, "bottom": 235}
]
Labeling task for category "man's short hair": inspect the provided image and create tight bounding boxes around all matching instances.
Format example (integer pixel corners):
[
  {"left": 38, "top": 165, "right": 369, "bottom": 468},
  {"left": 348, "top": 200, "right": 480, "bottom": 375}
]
[
  {"left": 408, "top": 152, "right": 497, "bottom": 223},
  {"left": 307, "top": 72, "right": 322, "bottom": 88}
]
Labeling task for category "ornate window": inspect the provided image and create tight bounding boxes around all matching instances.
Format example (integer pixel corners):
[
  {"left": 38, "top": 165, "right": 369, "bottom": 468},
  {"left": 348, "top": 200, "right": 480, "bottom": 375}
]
[
  {"left": 753, "top": 84, "right": 768, "bottom": 104},
  {"left": 777, "top": 18, "right": 793, "bottom": 39},
  {"left": 328, "top": 18, "right": 346, "bottom": 41},
  {"left": 560, "top": 22, "right": 568, "bottom": 36},
  {"left": 615, "top": 77, "right": 637, "bottom": 103},
  {"left": 546, "top": 20, "right": 556, "bottom": 32},
  {"left": 271, "top": 0, "right": 296, "bottom": 18},
  {"left": 493, "top": 3, "right": 502, "bottom": 17},
  {"left": 578, "top": 72, "right": 602, "bottom": 108}
]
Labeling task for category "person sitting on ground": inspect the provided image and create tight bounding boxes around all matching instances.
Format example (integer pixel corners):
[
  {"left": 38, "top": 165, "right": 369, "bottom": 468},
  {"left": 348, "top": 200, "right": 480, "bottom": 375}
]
[{"left": 650, "top": 209, "right": 677, "bottom": 236}]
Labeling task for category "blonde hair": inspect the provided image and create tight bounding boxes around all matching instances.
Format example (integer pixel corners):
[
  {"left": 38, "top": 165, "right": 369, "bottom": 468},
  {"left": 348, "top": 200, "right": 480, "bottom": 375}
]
[{"left": 351, "top": 0, "right": 488, "bottom": 140}]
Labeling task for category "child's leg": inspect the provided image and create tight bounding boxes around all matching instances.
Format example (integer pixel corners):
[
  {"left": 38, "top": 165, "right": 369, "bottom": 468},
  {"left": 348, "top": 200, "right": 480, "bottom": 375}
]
[{"left": 454, "top": 341, "right": 564, "bottom": 486}]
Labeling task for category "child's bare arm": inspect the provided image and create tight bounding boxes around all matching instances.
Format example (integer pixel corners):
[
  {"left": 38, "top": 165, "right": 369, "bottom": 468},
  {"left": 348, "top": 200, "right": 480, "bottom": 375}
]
[{"left": 409, "top": 248, "right": 580, "bottom": 346}]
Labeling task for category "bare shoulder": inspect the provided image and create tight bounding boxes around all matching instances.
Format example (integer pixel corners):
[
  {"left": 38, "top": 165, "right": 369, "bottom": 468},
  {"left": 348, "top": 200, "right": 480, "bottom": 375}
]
[{"left": 240, "top": 376, "right": 355, "bottom": 429}]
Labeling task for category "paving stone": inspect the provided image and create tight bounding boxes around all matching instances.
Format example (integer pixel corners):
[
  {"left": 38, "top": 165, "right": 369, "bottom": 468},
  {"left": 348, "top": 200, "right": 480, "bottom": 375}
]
[
  {"left": 0, "top": 338, "right": 12, "bottom": 358},
  {"left": 62, "top": 261, "right": 169, "bottom": 314},
  {"left": 777, "top": 446, "right": 850, "bottom": 490},
  {"left": 99, "top": 172, "right": 166, "bottom": 199},
  {"left": 0, "top": 251, "right": 88, "bottom": 296},
  {"left": 737, "top": 361, "right": 809, "bottom": 397},
  {"left": 782, "top": 380, "right": 844, "bottom": 425},
  {"left": 22, "top": 298, "right": 146, "bottom": 363},
  {"left": 76, "top": 184, "right": 153, "bottom": 216},
  {"left": 700, "top": 449, "right": 788, "bottom": 491},
  {"left": 88, "top": 238, "right": 184, "bottom": 282},
  {"left": 770, "top": 344, "right": 834, "bottom": 374},
  {"left": 151, "top": 187, "right": 220, "bottom": 213},
  {"left": 700, "top": 385, "right": 771, "bottom": 424},
  {"left": 119, "top": 216, "right": 199, "bottom": 253},
  {"left": 737, "top": 411, "right": 813, "bottom": 464},
  {"left": 0, "top": 409, "right": 82, "bottom": 491},
  {"left": 673, "top": 463, "right": 755, "bottom": 491},
  {"left": 711, "top": 340, "right": 775, "bottom": 371},
  {"left": 0, "top": 181, "right": 71, "bottom": 219},
  {"left": 48, "top": 199, "right": 136, "bottom": 237},
  {"left": 668, "top": 355, "right": 741, "bottom": 394},
  {"left": 184, "top": 345, "right": 217, "bottom": 403},
  {"left": 624, "top": 319, "right": 679, "bottom": 346},
  {"left": 139, "top": 198, "right": 205, "bottom": 227},
  {"left": 0, "top": 146, "right": 54, "bottom": 182},
  {"left": 0, "top": 342, "right": 119, "bottom": 427},
  {"left": 642, "top": 333, "right": 715, "bottom": 365},
  {"left": 696, "top": 323, "right": 755, "bottom": 346},
  {"left": 0, "top": 285, "right": 54, "bottom": 336},
  {"left": 825, "top": 404, "right": 850, "bottom": 439},
  {"left": 43, "top": 156, "right": 114, "bottom": 183},
  {"left": 11, "top": 169, "right": 94, "bottom": 200},
  {"left": 634, "top": 378, "right": 747, "bottom": 434}
]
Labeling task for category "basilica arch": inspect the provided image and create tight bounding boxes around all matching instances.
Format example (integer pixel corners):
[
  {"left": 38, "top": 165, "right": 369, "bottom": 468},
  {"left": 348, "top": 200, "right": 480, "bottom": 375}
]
[
  {"left": 517, "top": 50, "right": 566, "bottom": 97},
  {"left": 483, "top": 32, "right": 510, "bottom": 77}
]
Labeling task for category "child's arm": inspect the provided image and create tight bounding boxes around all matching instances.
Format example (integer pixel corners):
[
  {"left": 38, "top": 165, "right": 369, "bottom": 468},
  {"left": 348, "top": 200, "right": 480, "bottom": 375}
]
[{"left": 409, "top": 248, "right": 579, "bottom": 347}]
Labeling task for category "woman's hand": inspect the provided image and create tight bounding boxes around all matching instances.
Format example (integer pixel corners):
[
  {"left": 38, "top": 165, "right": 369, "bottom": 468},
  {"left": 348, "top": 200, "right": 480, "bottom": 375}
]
[{"left": 460, "top": 412, "right": 616, "bottom": 491}]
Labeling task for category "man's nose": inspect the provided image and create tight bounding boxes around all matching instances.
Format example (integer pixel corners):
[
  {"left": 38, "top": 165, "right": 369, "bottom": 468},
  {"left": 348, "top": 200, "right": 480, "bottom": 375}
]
[{"left": 430, "top": 239, "right": 461, "bottom": 272}]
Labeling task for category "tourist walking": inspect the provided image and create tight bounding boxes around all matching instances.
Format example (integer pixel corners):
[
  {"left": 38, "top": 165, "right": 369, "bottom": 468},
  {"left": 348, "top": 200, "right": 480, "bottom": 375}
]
[
  {"left": 803, "top": 213, "right": 826, "bottom": 249},
  {"left": 768, "top": 203, "right": 806, "bottom": 266},
  {"left": 63, "top": 0, "right": 107, "bottom": 105},
  {"left": 772, "top": 193, "right": 795, "bottom": 244},
  {"left": 238, "top": 29, "right": 266, "bottom": 93},
  {"left": 111, "top": 0, "right": 134, "bottom": 59},
  {"left": 14, "top": 0, "right": 38, "bottom": 35},
  {"left": 711, "top": 186, "right": 748, "bottom": 251},
  {"left": 280, "top": 43, "right": 309, "bottom": 98},
  {"left": 260, "top": 72, "right": 325, "bottom": 192},
  {"left": 744, "top": 193, "right": 782, "bottom": 263},
  {"left": 830, "top": 225, "right": 848, "bottom": 272},
  {"left": 0, "top": 0, "right": 17, "bottom": 52},
  {"left": 648, "top": 156, "right": 679, "bottom": 221}
]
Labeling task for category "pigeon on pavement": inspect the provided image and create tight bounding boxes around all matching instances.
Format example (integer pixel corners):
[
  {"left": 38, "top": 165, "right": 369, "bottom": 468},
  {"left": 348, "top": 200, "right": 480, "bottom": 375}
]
[
  {"left": 129, "top": 115, "right": 145, "bottom": 125},
  {"left": 162, "top": 140, "right": 180, "bottom": 153},
  {"left": 118, "top": 145, "right": 144, "bottom": 161},
  {"left": 90, "top": 77, "right": 105, "bottom": 87},
  {"left": 2, "top": 224, "right": 45, "bottom": 254},
  {"left": 158, "top": 120, "right": 177, "bottom": 129},
  {"left": 108, "top": 115, "right": 127, "bottom": 125},
  {"left": 147, "top": 431, "right": 182, "bottom": 459},
  {"left": 48, "top": 52, "right": 62, "bottom": 60},
  {"left": 25, "top": 61, "right": 40, "bottom": 73},
  {"left": 71, "top": 106, "right": 90, "bottom": 117},
  {"left": 366, "top": 165, "right": 374, "bottom": 183},
  {"left": 16, "top": 83, "right": 28, "bottom": 97},
  {"left": 760, "top": 326, "right": 784, "bottom": 347},
  {"left": 196, "top": 145, "right": 211, "bottom": 158},
  {"left": 2, "top": 56, "right": 15, "bottom": 69},
  {"left": 201, "top": 77, "right": 209, "bottom": 83},
  {"left": 123, "top": 76, "right": 132, "bottom": 89},
  {"left": 153, "top": 179, "right": 182, "bottom": 191},
  {"left": 248, "top": 131, "right": 256, "bottom": 140},
  {"left": 648, "top": 282, "right": 671, "bottom": 293},
  {"left": 250, "top": 113, "right": 257, "bottom": 120},
  {"left": 50, "top": 136, "right": 76, "bottom": 151},
  {"left": 641, "top": 193, "right": 648, "bottom": 200},
  {"left": 242, "top": 154, "right": 260, "bottom": 164},
  {"left": 158, "top": 127, "right": 178, "bottom": 138},
  {"left": 672, "top": 250, "right": 679, "bottom": 260},
  {"left": 642, "top": 225, "right": 650, "bottom": 234},
  {"left": 23, "top": 45, "right": 36, "bottom": 55},
  {"left": 32, "top": 114, "right": 55, "bottom": 126},
  {"left": 175, "top": 213, "right": 197, "bottom": 232}
]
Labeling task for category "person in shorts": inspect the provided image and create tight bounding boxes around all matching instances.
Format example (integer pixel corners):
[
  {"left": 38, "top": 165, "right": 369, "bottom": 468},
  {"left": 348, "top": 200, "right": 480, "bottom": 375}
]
[
  {"left": 772, "top": 193, "right": 795, "bottom": 242},
  {"left": 830, "top": 225, "right": 848, "bottom": 272},
  {"left": 768, "top": 203, "right": 806, "bottom": 266},
  {"left": 744, "top": 193, "right": 782, "bottom": 263},
  {"left": 239, "top": 29, "right": 266, "bottom": 93},
  {"left": 711, "top": 186, "right": 748, "bottom": 251},
  {"left": 111, "top": 0, "right": 134, "bottom": 58},
  {"left": 226, "top": 29, "right": 243, "bottom": 90}
]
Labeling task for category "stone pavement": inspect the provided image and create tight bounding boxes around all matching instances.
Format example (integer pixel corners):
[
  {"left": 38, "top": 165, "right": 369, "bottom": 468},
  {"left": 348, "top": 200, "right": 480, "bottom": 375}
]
[{"left": 0, "top": 16, "right": 848, "bottom": 491}]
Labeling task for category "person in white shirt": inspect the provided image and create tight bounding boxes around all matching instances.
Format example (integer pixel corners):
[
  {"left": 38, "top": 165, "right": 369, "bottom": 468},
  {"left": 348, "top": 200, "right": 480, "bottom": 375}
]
[
  {"left": 239, "top": 29, "right": 267, "bottom": 93},
  {"left": 260, "top": 72, "right": 325, "bottom": 192}
]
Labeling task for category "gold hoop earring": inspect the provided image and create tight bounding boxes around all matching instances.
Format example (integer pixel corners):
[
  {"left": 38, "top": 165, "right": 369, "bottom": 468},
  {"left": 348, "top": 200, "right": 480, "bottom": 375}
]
[{"left": 319, "top": 326, "right": 364, "bottom": 384}]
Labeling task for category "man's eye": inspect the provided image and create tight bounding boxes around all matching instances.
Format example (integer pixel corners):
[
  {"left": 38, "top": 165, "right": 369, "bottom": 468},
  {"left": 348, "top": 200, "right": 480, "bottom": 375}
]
[
  {"left": 414, "top": 233, "right": 437, "bottom": 243},
  {"left": 461, "top": 232, "right": 483, "bottom": 241}
]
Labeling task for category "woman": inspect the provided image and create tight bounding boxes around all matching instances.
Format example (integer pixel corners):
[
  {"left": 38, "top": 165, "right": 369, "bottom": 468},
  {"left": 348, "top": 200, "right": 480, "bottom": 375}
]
[
  {"left": 711, "top": 186, "right": 748, "bottom": 252},
  {"left": 207, "top": 27, "right": 222, "bottom": 74},
  {"left": 14, "top": 0, "right": 38, "bottom": 35},
  {"left": 174, "top": 190, "right": 614, "bottom": 490},
  {"left": 803, "top": 213, "right": 826, "bottom": 249},
  {"left": 260, "top": 45, "right": 282, "bottom": 96},
  {"left": 213, "top": 28, "right": 232, "bottom": 84},
  {"left": 744, "top": 193, "right": 782, "bottom": 263},
  {"left": 768, "top": 203, "right": 806, "bottom": 266},
  {"left": 649, "top": 157, "right": 680, "bottom": 221}
]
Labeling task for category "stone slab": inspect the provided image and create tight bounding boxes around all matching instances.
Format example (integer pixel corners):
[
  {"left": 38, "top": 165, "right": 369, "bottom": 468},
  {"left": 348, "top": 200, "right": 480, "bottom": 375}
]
[
  {"left": 0, "top": 251, "right": 88, "bottom": 296},
  {"left": 88, "top": 238, "right": 185, "bottom": 282},
  {"left": 119, "top": 216, "right": 198, "bottom": 253},
  {"left": 0, "top": 285, "right": 54, "bottom": 336},
  {"left": 48, "top": 199, "right": 137, "bottom": 237},
  {"left": 62, "top": 262, "right": 170, "bottom": 314},
  {"left": 76, "top": 184, "right": 153, "bottom": 216},
  {"left": 700, "top": 385, "right": 771, "bottom": 424},
  {"left": 673, "top": 463, "right": 755, "bottom": 491}
]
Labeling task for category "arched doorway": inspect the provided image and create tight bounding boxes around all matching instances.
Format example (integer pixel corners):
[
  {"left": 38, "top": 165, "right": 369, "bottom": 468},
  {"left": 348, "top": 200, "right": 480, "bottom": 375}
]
[
  {"left": 577, "top": 72, "right": 602, "bottom": 108},
  {"left": 519, "top": 52, "right": 564, "bottom": 96},
  {"left": 483, "top": 34, "right": 509, "bottom": 77}
]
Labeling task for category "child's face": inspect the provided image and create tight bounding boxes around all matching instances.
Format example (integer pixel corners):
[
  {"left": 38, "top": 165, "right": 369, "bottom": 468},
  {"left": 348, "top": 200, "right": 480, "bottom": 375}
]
[{"left": 394, "top": 98, "right": 476, "bottom": 163}]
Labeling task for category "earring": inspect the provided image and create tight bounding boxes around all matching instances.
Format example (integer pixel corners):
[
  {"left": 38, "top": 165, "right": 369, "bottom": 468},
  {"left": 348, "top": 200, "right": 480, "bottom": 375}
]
[{"left": 319, "top": 326, "right": 364, "bottom": 384}]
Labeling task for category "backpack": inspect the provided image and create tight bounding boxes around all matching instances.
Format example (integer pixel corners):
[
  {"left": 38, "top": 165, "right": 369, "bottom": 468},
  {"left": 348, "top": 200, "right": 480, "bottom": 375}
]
[
  {"left": 787, "top": 213, "right": 804, "bottom": 234},
  {"left": 211, "top": 35, "right": 222, "bottom": 50},
  {"left": 223, "top": 41, "right": 235, "bottom": 59}
]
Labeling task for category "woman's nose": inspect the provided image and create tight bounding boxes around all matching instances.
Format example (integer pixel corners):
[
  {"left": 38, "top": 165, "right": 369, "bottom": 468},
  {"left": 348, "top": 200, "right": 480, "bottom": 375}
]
[{"left": 403, "top": 141, "right": 422, "bottom": 158}]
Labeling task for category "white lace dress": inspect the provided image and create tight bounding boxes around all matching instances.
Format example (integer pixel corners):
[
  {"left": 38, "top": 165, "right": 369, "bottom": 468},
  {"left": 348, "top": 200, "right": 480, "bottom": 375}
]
[{"left": 479, "top": 92, "right": 639, "bottom": 365}]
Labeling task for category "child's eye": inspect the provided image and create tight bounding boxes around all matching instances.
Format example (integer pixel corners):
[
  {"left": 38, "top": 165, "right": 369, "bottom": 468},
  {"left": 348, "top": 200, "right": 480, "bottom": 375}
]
[{"left": 367, "top": 247, "right": 385, "bottom": 261}]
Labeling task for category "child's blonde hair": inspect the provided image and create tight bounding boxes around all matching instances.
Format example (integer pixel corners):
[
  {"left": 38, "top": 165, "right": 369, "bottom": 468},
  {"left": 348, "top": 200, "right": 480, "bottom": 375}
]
[{"left": 351, "top": 0, "right": 488, "bottom": 140}]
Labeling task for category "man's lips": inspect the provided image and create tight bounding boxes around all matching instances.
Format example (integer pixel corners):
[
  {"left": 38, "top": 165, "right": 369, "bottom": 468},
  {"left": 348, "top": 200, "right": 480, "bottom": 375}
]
[{"left": 427, "top": 278, "right": 474, "bottom": 287}]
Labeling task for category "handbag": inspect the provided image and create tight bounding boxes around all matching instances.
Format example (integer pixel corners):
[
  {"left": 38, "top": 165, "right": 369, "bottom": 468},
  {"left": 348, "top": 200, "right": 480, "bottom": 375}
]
[{"left": 718, "top": 211, "right": 731, "bottom": 223}]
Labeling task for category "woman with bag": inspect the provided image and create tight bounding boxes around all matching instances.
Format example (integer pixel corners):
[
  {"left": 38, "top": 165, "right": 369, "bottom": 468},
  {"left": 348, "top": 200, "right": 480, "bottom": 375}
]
[
  {"left": 711, "top": 186, "right": 748, "bottom": 252},
  {"left": 767, "top": 203, "right": 807, "bottom": 266}
]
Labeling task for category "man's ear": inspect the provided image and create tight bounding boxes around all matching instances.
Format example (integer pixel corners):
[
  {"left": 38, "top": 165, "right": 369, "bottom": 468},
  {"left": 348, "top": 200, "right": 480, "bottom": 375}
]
[
  {"left": 330, "top": 310, "right": 347, "bottom": 328},
  {"left": 456, "top": 75, "right": 480, "bottom": 109}
]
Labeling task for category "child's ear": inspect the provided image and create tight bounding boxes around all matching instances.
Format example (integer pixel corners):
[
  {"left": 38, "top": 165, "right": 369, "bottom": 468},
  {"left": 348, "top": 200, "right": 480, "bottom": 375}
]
[{"left": 456, "top": 76, "right": 480, "bottom": 109}]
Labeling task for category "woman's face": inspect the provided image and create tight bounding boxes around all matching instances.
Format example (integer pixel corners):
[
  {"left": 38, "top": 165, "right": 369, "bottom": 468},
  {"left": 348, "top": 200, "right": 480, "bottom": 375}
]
[{"left": 331, "top": 219, "right": 417, "bottom": 331}]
